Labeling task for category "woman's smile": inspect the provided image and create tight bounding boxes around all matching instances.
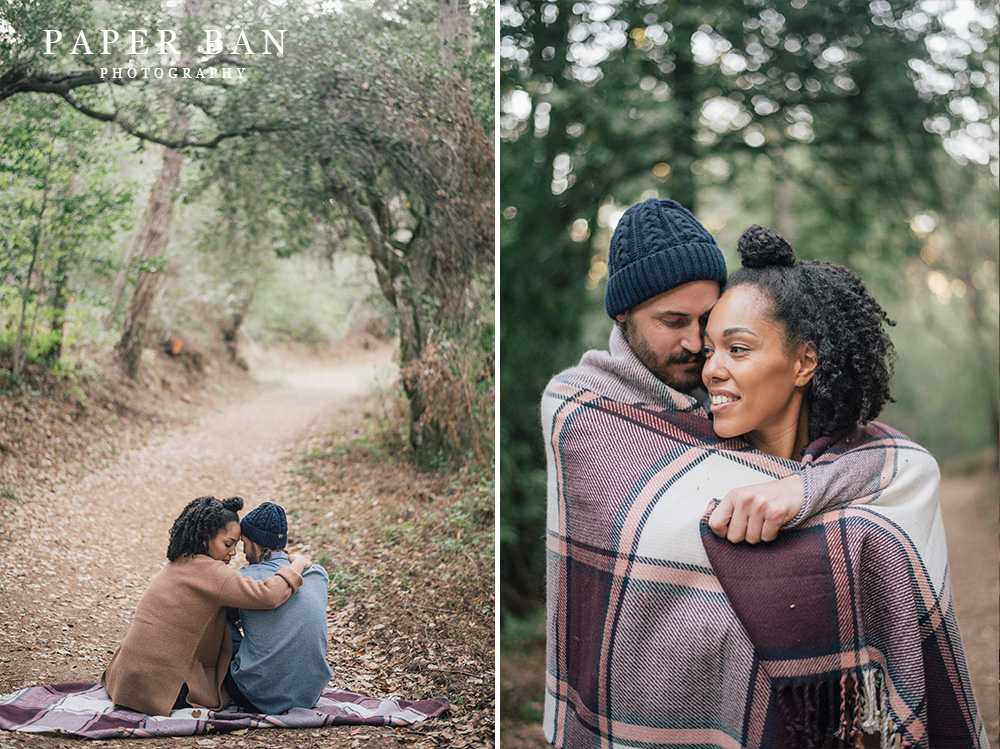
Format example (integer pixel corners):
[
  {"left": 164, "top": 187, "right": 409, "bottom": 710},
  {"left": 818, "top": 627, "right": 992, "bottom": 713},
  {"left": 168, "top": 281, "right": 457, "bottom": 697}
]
[{"left": 709, "top": 390, "right": 740, "bottom": 410}]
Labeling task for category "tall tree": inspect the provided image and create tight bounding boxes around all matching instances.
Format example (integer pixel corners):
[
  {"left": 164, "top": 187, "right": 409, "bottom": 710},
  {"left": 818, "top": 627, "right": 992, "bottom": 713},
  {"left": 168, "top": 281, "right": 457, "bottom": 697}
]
[
  {"left": 439, "top": 0, "right": 473, "bottom": 68},
  {"left": 2, "top": 0, "right": 494, "bottom": 463},
  {"left": 240, "top": 4, "right": 494, "bottom": 461},
  {"left": 112, "top": 0, "right": 204, "bottom": 379}
]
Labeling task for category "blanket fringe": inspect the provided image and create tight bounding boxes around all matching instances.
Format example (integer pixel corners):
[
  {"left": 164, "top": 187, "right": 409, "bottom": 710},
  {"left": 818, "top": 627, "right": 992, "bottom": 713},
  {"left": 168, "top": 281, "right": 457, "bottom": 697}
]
[{"left": 777, "top": 668, "right": 903, "bottom": 749}]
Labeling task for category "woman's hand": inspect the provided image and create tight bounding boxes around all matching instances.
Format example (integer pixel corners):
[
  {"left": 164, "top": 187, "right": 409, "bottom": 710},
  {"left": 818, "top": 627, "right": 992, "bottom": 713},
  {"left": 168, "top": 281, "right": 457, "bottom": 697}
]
[
  {"left": 288, "top": 553, "right": 313, "bottom": 574},
  {"left": 708, "top": 474, "right": 803, "bottom": 544}
]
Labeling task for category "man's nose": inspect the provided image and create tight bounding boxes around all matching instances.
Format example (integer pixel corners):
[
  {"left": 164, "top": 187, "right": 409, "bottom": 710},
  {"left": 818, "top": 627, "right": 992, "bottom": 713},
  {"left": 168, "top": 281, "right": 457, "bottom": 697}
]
[{"left": 680, "top": 322, "right": 704, "bottom": 354}]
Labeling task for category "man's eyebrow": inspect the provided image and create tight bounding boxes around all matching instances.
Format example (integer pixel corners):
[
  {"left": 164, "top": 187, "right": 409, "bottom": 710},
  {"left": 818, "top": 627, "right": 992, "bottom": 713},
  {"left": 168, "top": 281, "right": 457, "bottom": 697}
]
[{"left": 655, "top": 310, "right": 690, "bottom": 317}]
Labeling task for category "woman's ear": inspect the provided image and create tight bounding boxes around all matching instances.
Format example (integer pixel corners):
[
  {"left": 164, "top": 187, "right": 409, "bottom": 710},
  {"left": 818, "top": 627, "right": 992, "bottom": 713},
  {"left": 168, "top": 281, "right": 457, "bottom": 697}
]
[{"left": 795, "top": 341, "right": 818, "bottom": 388}]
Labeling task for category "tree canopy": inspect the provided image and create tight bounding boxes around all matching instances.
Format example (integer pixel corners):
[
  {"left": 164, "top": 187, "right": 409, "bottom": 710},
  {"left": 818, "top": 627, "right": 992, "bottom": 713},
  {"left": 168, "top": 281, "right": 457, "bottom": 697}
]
[{"left": 1, "top": 0, "right": 495, "bottom": 465}]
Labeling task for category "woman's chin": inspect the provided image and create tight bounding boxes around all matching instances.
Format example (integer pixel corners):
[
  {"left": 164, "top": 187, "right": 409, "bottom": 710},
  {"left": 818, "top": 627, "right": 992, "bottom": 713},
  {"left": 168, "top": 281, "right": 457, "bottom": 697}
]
[{"left": 712, "top": 420, "right": 742, "bottom": 440}]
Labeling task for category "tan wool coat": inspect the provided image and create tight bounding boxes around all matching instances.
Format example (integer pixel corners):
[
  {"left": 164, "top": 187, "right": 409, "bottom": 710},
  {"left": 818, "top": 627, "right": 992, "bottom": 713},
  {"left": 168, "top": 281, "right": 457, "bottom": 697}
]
[{"left": 102, "top": 554, "right": 303, "bottom": 716}]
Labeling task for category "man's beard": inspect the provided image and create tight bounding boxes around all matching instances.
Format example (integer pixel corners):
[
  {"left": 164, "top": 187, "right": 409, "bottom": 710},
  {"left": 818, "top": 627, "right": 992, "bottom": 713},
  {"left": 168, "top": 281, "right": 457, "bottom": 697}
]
[{"left": 622, "top": 320, "right": 705, "bottom": 394}]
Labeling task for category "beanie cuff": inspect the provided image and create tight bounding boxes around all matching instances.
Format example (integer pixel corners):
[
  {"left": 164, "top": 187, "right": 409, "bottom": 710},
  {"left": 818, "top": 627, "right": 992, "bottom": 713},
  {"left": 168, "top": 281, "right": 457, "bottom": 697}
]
[
  {"left": 240, "top": 521, "right": 286, "bottom": 549},
  {"left": 605, "top": 243, "right": 727, "bottom": 318}
]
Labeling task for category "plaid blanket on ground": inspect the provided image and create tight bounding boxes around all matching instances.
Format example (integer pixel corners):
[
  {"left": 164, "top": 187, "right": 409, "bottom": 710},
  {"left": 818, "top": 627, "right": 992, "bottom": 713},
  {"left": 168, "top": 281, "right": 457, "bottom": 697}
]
[
  {"left": 0, "top": 683, "right": 448, "bottom": 739},
  {"left": 542, "top": 330, "right": 985, "bottom": 749}
]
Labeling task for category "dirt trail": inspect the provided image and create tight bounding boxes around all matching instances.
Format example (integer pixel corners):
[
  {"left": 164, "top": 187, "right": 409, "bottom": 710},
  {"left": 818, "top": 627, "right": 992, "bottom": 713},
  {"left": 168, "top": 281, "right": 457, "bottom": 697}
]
[
  {"left": 0, "top": 352, "right": 395, "bottom": 692},
  {"left": 937, "top": 472, "right": 999, "bottom": 746}
]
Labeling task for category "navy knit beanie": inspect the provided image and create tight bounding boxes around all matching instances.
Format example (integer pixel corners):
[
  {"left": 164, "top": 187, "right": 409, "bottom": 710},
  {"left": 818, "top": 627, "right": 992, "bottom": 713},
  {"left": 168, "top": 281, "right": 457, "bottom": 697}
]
[
  {"left": 240, "top": 502, "right": 287, "bottom": 549},
  {"left": 605, "top": 198, "right": 728, "bottom": 318}
]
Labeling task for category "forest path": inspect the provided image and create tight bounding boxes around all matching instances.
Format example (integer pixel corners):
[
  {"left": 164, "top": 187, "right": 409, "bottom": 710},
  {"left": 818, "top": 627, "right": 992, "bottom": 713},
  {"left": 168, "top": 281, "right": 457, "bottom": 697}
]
[
  {"left": 939, "top": 471, "right": 999, "bottom": 746},
  {"left": 0, "top": 351, "right": 395, "bottom": 694}
]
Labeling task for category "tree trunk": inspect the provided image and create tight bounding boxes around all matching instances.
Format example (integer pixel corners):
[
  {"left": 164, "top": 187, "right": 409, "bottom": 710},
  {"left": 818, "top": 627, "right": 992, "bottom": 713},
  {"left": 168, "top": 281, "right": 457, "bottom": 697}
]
[
  {"left": 323, "top": 176, "right": 444, "bottom": 458},
  {"left": 771, "top": 149, "right": 797, "bottom": 243},
  {"left": 439, "top": 0, "right": 472, "bottom": 69},
  {"left": 220, "top": 276, "right": 258, "bottom": 363},
  {"left": 13, "top": 148, "right": 54, "bottom": 376},
  {"left": 114, "top": 139, "right": 186, "bottom": 379},
  {"left": 670, "top": 17, "right": 700, "bottom": 212},
  {"left": 13, "top": 244, "right": 41, "bottom": 377},
  {"left": 103, "top": 214, "right": 148, "bottom": 330},
  {"left": 113, "top": 0, "right": 200, "bottom": 379},
  {"left": 46, "top": 249, "right": 70, "bottom": 364},
  {"left": 46, "top": 148, "right": 79, "bottom": 365}
]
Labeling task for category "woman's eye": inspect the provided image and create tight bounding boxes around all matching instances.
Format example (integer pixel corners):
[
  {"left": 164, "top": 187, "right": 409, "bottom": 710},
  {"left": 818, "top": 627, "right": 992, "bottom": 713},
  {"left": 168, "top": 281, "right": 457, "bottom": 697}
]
[
  {"left": 702, "top": 348, "right": 714, "bottom": 358},
  {"left": 730, "top": 345, "right": 748, "bottom": 355}
]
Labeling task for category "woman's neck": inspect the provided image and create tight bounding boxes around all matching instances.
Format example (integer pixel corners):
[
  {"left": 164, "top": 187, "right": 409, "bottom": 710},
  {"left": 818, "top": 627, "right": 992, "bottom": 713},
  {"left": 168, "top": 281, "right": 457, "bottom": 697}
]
[{"left": 747, "top": 398, "right": 810, "bottom": 462}]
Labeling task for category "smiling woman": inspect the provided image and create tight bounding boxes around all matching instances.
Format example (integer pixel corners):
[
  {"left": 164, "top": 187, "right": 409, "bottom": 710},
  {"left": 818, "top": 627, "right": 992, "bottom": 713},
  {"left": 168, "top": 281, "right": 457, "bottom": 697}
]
[
  {"left": 703, "top": 285, "right": 818, "bottom": 460},
  {"left": 698, "top": 226, "right": 988, "bottom": 747},
  {"left": 703, "top": 224, "right": 895, "bottom": 460}
]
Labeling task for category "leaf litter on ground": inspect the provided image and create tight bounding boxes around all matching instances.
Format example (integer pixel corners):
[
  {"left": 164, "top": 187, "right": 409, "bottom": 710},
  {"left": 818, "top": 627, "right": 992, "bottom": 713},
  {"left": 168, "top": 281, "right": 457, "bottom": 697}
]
[{"left": 0, "top": 352, "right": 494, "bottom": 748}]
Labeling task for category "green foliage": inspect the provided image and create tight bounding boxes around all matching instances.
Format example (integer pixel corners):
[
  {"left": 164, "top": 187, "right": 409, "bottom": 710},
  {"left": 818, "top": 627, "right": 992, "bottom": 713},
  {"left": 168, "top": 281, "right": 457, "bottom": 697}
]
[
  {"left": 885, "top": 298, "right": 999, "bottom": 460},
  {"left": 0, "top": 96, "right": 135, "bottom": 371},
  {"left": 233, "top": 1, "right": 495, "bottom": 462},
  {"left": 3, "top": 0, "right": 495, "bottom": 468},
  {"left": 400, "top": 318, "right": 495, "bottom": 469},
  {"left": 469, "top": 0, "right": 497, "bottom": 135},
  {"left": 290, "top": 399, "right": 494, "bottom": 598}
]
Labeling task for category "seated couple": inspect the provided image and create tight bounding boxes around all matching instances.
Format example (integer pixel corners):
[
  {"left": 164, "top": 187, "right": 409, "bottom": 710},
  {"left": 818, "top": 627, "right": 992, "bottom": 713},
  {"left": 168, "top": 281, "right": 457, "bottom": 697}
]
[{"left": 101, "top": 498, "right": 333, "bottom": 716}]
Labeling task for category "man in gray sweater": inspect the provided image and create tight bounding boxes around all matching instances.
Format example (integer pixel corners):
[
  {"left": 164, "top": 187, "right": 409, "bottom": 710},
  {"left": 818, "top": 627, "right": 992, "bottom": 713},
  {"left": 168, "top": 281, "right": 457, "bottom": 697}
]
[{"left": 225, "top": 502, "right": 333, "bottom": 714}]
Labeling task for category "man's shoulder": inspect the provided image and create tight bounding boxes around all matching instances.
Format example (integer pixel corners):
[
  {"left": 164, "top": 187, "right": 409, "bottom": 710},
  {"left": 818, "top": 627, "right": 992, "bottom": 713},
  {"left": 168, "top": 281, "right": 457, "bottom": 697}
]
[
  {"left": 543, "top": 348, "right": 700, "bottom": 419},
  {"left": 239, "top": 560, "right": 281, "bottom": 581}
]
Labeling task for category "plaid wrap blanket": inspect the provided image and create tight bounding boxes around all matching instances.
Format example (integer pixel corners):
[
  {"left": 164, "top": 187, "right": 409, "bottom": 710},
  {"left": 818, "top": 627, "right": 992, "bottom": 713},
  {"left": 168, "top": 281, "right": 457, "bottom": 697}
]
[
  {"left": 542, "top": 329, "right": 985, "bottom": 749},
  {"left": 0, "top": 682, "right": 448, "bottom": 740},
  {"left": 702, "top": 502, "right": 985, "bottom": 748}
]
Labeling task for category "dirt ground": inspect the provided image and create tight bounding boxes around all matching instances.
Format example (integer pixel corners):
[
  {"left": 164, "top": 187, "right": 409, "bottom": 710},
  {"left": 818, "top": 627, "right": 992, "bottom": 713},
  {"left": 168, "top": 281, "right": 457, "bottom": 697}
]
[
  {"left": 0, "top": 348, "right": 493, "bottom": 748},
  {"left": 498, "top": 469, "right": 1000, "bottom": 748}
]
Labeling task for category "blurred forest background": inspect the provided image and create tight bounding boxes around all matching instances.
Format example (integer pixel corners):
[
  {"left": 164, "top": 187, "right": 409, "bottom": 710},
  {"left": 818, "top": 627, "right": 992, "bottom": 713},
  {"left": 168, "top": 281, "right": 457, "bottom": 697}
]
[
  {"left": 499, "top": 0, "right": 998, "bottom": 737},
  {"left": 0, "top": 0, "right": 494, "bottom": 465}
]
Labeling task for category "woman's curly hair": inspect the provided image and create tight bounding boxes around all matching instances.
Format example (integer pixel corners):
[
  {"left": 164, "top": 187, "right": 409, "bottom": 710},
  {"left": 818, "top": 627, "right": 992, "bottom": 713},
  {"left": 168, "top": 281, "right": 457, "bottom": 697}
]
[
  {"left": 728, "top": 225, "right": 895, "bottom": 444},
  {"left": 166, "top": 495, "right": 244, "bottom": 561}
]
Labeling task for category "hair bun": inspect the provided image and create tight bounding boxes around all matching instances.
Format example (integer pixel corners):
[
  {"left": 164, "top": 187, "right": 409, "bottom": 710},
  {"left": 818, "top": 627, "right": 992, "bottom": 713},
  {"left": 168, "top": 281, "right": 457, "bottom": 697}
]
[
  {"left": 737, "top": 225, "right": 796, "bottom": 268},
  {"left": 221, "top": 495, "right": 244, "bottom": 512}
]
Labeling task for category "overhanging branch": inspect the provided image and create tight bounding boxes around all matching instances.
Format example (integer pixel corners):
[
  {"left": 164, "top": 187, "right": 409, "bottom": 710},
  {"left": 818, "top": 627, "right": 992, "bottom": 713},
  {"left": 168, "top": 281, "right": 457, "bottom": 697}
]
[
  {"left": 56, "top": 90, "right": 291, "bottom": 149},
  {"left": 3, "top": 60, "right": 288, "bottom": 148},
  {"left": 0, "top": 65, "right": 125, "bottom": 102}
]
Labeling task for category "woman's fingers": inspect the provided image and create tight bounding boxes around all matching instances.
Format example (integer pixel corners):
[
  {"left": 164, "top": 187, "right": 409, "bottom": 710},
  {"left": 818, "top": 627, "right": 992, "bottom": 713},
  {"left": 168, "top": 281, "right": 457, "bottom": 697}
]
[
  {"left": 708, "top": 498, "right": 734, "bottom": 538},
  {"left": 760, "top": 515, "right": 784, "bottom": 543},
  {"left": 742, "top": 514, "right": 764, "bottom": 545},
  {"left": 709, "top": 475, "right": 804, "bottom": 544}
]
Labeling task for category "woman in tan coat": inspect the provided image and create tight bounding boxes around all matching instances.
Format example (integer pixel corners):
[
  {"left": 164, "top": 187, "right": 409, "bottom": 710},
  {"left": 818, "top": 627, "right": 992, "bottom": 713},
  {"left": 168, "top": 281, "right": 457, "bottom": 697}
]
[{"left": 102, "top": 496, "right": 311, "bottom": 716}]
